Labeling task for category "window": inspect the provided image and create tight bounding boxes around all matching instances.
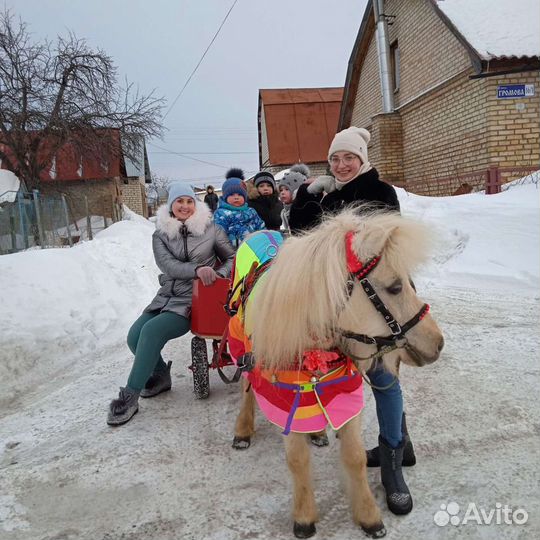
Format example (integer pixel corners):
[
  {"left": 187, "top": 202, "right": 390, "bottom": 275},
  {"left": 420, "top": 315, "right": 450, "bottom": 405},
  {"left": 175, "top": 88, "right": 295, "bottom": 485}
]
[{"left": 390, "top": 40, "right": 400, "bottom": 92}]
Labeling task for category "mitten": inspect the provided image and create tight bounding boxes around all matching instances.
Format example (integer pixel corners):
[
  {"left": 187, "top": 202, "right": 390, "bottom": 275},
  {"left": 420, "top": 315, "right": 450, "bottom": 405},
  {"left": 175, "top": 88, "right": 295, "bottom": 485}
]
[{"left": 307, "top": 175, "right": 336, "bottom": 195}]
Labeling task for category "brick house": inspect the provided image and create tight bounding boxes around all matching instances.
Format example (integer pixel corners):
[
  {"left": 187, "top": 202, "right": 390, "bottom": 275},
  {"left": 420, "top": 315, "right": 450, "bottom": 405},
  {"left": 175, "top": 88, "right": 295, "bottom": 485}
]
[
  {"left": 339, "top": 0, "right": 540, "bottom": 195},
  {"left": 258, "top": 88, "right": 343, "bottom": 177},
  {"left": 1, "top": 130, "right": 151, "bottom": 219}
]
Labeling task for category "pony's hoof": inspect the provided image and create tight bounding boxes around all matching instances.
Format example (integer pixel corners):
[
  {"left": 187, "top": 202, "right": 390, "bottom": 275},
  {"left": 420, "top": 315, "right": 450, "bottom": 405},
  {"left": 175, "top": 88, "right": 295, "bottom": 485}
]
[
  {"left": 232, "top": 436, "right": 251, "bottom": 450},
  {"left": 361, "top": 522, "right": 386, "bottom": 538},
  {"left": 293, "top": 522, "right": 316, "bottom": 538},
  {"left": 309, "top": 433, "right": 329, "bottom": 447}
]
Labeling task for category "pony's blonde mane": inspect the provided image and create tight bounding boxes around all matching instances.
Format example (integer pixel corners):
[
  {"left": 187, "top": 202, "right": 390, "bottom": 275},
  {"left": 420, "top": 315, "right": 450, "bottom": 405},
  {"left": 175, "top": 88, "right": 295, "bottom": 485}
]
[{"left": 247, "top": 208, "right": 432, "bottom": 370}]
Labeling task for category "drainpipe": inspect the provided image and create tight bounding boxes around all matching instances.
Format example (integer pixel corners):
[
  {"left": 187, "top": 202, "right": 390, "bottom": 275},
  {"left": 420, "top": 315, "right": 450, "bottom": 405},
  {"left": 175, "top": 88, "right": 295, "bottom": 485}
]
[{"left": 373, "top": 0, "right": 394, "bottom": 112}]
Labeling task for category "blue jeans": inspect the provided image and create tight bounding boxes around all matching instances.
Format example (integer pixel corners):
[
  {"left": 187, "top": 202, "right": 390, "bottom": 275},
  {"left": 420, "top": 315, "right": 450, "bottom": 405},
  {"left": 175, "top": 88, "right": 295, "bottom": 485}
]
[{"left": 367, "top": 363, "right": 403, "bottom": 448}]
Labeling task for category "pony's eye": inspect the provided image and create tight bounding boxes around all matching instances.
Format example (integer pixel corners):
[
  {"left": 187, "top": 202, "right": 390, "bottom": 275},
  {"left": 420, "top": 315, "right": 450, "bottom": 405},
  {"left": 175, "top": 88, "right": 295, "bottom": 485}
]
[{"left": 386, "top": 282, "right": 403, "bottom": 295}]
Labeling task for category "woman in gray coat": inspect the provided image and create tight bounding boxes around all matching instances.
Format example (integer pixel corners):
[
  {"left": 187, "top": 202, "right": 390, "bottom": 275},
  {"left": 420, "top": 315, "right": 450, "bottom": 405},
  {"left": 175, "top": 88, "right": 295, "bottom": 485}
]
[{"left": 107, "top": 183, "right": 235, "bottom": 426}]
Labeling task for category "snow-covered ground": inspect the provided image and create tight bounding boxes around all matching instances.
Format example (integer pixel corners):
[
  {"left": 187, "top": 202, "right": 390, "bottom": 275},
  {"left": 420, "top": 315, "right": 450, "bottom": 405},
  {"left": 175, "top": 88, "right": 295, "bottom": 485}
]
[{"left": 1, "top": 178, "right": 539, "bottom": 540}]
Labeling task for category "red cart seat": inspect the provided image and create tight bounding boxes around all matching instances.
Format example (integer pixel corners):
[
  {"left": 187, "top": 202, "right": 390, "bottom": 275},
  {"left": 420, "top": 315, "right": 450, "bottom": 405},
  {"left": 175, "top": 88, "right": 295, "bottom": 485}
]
[{"left": 191, "top": 277, "right": 231, "bottom": 339}]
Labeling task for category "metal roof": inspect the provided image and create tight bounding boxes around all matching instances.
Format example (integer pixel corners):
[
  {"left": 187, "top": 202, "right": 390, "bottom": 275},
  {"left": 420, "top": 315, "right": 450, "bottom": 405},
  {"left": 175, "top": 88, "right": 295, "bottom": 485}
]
[{"left": 259, "top": 87, "right": 343, "bottom": 167}]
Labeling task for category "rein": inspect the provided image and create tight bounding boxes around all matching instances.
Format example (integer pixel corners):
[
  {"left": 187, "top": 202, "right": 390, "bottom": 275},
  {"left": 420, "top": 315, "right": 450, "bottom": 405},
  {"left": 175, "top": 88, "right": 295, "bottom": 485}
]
[{"left": 338, "top": 231, "right": 430, "bottom": 387}]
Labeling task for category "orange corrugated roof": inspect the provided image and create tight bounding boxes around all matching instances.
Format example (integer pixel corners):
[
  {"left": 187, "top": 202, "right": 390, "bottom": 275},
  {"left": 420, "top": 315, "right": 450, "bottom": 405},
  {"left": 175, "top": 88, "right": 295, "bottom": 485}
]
[{"left": 259, "top": 87, "right": 343, "bottom": 167}]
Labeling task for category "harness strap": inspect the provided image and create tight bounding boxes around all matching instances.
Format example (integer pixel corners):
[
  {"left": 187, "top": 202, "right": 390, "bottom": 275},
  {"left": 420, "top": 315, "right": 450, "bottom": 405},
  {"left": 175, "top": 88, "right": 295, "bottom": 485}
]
[
  {"left": 340, "top": 302, "right": 429, "bottom": 348},
  {"left": 215, "top": 325, "right": 243, "bottom": 384},
  {"left": 360, "top": 278, "right": 402, "bottom": 335},
  {"left": 274, "top": 371, "right": 359, "bottom": 435}
]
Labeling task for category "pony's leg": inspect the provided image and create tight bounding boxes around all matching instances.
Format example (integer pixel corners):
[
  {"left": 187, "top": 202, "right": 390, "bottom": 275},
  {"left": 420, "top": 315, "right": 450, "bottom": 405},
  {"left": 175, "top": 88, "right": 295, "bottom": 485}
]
[
  {"left": 232, "top": 378, "right": 256, "bottom": 449},
  {"left": 339, "top": 415, "right": 386, "bottom": 538},
  {"left": 284, "top": 432, "right": 318, "bottom": 539}
]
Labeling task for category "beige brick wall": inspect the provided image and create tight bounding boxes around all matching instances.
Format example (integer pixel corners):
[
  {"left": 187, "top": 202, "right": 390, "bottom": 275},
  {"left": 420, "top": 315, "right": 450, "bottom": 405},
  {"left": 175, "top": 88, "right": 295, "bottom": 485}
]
[
  {"left": 370, "top": 112, "right": 404, "bottom": 185},
  {"left": 351, "top": 35, "right": 382, "bottom": 128},
  {"left": 121, "top": 178, "right": 148, "bottom": 217},
  {"left": 386, "top": 0, "right": 470, "bottom": 107},
  {"left": 400, "top": 70, "right": 490, "bottom": 187},
  {"left": 351, "top": 0, "right": 470, "bottom": 128},
  {"left": 40, "top": 178, "right": 120, "bottom": 221},
  {"left": 401, "top": 71, "right": 539, "bottom": 194},
  {"left": 485, "top": 73, "right": 540, "bottom": 172}
]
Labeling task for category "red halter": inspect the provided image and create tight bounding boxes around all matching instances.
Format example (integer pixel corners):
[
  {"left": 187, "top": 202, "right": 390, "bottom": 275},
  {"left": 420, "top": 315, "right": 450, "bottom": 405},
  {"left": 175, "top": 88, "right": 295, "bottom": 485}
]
[{"left": 345, "top": 231, "right": 381, "bottom": 279}]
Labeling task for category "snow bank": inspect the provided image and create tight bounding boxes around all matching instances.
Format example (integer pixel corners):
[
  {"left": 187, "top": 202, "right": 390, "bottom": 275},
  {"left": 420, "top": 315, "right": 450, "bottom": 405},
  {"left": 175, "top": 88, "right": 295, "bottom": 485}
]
[
  {"left": 398, "top": 177, "right": 539, "bottom": 290},
  {"left": 0, "top": 218, "right": 159, "bottom": 405},
  {"left": 0, "top": 179, "right": 538, "bottom": 402}
]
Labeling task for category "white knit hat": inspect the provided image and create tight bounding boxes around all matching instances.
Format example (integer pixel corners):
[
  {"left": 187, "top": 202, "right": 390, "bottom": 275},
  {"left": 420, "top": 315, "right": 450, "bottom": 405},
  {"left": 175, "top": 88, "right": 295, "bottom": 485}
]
[{"left": 328, "top": 127, "right": 371, "bottom": 164}]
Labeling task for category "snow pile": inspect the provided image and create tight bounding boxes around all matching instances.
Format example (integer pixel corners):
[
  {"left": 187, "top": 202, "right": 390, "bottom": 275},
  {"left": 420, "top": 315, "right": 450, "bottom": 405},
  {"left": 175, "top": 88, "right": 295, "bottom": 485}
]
[
  {"left": 0, "top": 215, "right": 158, "bottom": 406},
  {"left": 398, "top": 175, "right": 540, "bottom": 290}
]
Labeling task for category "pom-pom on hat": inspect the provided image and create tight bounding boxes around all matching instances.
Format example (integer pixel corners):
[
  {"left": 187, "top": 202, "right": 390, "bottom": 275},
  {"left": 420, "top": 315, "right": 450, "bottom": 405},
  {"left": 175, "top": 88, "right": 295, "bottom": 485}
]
[
  {"left": 328, "top": 127, "right": 371, "bottom": 165},
  {"left": 226, "top": 167, "right": 245, "bottom": 181},
  {"left": 253, "top": 171, "right": 276, "bottom": 192},
  {"left": 167, "top": 182, "right": 196, "bottom": 212},
  {"left": 222, "top": 168, "right": 247, "bottom": 201},
  {"left": 279, "top": 163, "right": 310, "bottom": 195}
]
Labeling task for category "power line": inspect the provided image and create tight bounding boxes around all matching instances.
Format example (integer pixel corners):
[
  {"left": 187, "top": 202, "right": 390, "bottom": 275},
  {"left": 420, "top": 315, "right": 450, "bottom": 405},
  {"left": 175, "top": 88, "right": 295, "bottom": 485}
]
[
  {"left": 148, "top": 142, "right": 230, "bottom": 168},
  {"left": 163, "top": 0, "right": 239, "bottom": 120},
  {"left": 151, "top": 150, "right": 257, "bottom": 155}
]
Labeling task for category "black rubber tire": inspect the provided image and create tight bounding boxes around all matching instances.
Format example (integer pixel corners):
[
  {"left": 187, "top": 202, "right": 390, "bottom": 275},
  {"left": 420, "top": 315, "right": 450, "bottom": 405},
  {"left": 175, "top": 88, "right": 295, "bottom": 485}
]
[{"left": 191, "top": 336, "right": 210, "bottom": 399}]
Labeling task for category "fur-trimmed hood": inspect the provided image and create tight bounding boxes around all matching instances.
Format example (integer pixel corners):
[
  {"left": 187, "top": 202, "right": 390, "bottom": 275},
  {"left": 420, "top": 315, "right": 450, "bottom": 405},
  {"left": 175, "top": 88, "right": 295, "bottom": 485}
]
[{"left": 155, "top": 200, "right": 212, "bottom": 239}]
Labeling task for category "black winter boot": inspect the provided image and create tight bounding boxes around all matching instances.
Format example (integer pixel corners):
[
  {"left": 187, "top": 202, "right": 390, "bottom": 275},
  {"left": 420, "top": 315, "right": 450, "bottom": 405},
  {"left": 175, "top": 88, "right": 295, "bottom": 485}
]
[
  {"left": 366, "top": 412, "right": 416, "bottom": 467},
  {"left": 140, "top": 361, "right": 172, "bottom": 398},
  {"left": 107, "top": 387, "right": 140, "bottom": 426},
  {"left": 378, "top": 435, "right": 413, "bottom": 515}
]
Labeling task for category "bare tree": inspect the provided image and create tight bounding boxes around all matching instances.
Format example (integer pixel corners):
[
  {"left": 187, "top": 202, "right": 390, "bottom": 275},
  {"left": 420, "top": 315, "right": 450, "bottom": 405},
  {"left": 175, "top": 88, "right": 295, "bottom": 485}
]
[
  {"left": 0, "top": 10, "right": 165, "bottom": 191},
  {"left": 146, "top": 173, "right": 172, "bottom": 202}
]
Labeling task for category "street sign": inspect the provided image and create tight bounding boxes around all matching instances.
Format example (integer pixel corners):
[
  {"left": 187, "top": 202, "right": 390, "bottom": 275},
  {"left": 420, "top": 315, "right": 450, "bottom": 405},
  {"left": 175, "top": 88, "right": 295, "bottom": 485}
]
[{"left": 497, "top": 84, "right": 535, "bottom": 99}]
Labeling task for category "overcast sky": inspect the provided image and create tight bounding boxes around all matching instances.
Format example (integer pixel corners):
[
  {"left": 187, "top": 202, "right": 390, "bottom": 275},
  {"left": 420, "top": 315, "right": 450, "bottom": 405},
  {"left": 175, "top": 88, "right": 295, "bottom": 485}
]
[{"left": 6, "top": 0, "right": 369, "bottom": 186}]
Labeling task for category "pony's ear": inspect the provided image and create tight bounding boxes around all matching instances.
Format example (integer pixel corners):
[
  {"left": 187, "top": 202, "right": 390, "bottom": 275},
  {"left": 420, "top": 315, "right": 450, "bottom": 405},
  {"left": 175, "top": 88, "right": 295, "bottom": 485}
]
[
  {"left": 354, "top": 224, "right": 398, "bottom": 262},
  {"left": 358, "top": 215, "right": 433, "bottom": 274}
]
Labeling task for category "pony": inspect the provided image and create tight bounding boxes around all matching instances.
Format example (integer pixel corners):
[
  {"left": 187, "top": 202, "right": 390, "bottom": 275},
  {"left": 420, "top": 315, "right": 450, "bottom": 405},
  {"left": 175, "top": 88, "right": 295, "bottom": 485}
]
[{"left": 228, "top": 209, "right": 444, "bottom": 539}]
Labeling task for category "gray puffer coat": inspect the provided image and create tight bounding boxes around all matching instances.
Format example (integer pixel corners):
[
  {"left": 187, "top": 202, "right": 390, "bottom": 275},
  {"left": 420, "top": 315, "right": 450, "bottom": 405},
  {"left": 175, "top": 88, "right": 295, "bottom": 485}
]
[{"left": 145, "top": 202, "right": 235, "bottom": 318}]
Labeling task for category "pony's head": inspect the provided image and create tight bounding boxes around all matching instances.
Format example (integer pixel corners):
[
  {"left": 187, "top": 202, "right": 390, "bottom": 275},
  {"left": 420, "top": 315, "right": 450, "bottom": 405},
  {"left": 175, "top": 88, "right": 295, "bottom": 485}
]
[{"left": 246, "top": 208, "right": 444, "bottom": 372}]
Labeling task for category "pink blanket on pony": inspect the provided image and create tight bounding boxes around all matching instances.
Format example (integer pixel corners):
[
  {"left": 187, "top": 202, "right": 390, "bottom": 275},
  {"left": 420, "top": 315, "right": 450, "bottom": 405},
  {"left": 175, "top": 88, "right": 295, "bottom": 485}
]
[{"left": 228, "top": 290, "right": 364, "bottom": 435}]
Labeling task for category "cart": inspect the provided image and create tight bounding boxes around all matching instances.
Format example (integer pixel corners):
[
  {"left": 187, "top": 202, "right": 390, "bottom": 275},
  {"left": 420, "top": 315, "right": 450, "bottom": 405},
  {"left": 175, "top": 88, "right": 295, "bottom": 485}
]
[{"left": 189, "top": 277, "right": 237, "bottom": 399}]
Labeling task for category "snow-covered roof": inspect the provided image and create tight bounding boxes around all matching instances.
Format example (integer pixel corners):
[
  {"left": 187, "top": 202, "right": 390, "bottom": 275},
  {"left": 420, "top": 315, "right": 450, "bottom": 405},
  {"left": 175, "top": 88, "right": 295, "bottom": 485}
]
[{"left": 436, "top": 0, "right": 540, "bottom": 60}]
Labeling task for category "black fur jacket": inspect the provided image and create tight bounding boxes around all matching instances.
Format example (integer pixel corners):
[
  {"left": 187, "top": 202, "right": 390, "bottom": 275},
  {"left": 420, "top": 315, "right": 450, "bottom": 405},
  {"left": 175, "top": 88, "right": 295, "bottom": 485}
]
[{"left": 289, "top": 168, "right": 400, "bottom": 232}]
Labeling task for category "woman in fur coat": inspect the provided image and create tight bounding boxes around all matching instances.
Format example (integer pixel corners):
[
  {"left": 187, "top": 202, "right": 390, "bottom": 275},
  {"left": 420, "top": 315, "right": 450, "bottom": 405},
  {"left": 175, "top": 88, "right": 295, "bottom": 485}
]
[{"left": 107, "top": 183, "right": 235, "bottom": 426}]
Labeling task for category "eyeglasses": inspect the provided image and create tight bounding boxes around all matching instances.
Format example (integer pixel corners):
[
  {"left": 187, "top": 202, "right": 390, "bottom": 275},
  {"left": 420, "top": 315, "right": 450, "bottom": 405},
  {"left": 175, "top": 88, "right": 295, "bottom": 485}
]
[{"left": 329, "top": 155, "right": 359, "bottom": 166}]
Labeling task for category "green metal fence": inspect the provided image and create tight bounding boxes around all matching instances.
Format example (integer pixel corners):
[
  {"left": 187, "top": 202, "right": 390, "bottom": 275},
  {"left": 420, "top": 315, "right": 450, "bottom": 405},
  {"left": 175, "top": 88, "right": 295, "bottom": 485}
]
[{"left": 0, "top": 190, "right": 120, "bottom": 255}]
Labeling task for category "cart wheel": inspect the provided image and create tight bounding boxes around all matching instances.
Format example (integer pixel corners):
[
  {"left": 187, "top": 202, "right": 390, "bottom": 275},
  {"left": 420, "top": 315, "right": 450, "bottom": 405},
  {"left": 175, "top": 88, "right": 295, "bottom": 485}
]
[{"left": 191, "top": 336, "right": 210, "bottom": 399}]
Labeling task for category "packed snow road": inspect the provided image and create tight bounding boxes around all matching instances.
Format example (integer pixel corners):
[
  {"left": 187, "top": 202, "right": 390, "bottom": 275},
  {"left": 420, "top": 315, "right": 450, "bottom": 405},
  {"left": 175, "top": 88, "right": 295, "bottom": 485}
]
[{"left": 1, "top": 283, "right": 538, "bottom": 540}]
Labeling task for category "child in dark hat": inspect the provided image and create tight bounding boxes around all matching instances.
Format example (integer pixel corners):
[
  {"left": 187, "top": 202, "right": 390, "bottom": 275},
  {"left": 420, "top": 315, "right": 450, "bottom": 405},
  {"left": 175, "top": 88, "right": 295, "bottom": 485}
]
[
  {"left": 213, "top": 168, "right": 265, "bottom": 249},
  {"left": 203, "top": 185, "right": 218, "bottom": 212},
  {"left": 248, "top": 171, "right": 283, "bottom": 231}
]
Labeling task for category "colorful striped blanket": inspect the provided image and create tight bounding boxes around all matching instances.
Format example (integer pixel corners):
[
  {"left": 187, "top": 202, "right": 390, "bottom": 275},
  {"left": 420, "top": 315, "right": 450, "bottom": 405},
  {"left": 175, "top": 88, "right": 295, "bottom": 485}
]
[{"left": 227, "top": 231, "right": 364, "bottom": 434}]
